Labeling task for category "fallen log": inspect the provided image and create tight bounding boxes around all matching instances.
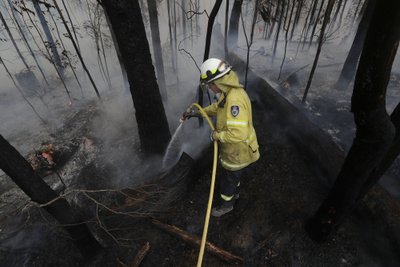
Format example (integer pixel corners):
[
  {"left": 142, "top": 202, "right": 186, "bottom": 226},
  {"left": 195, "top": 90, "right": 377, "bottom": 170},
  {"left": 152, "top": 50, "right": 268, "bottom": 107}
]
[
  {"left": 116, "top": 258, "right": 128, "bottom": 267},
  {"left": 132, "top": 242, "right": 150, "bottom": 267},
  {"left": 151, "top": 219, "right": 243, "bottom": 264},
  {"left": 111, "top": 243, "right": 151, "bottom": 266}
]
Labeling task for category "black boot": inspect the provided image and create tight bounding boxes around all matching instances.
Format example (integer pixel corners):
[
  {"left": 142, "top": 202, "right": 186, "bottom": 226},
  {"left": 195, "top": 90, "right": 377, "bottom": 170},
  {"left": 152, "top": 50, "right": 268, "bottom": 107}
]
[{"left": 211, "top": 200, "right": 235, "bottom": 217}]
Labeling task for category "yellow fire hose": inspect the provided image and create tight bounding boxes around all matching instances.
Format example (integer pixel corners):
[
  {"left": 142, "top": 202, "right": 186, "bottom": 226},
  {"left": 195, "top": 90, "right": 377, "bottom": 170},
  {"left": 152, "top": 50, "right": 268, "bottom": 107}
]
[{"left": 185, "top": 103, "right": 218, "bottom": 267}]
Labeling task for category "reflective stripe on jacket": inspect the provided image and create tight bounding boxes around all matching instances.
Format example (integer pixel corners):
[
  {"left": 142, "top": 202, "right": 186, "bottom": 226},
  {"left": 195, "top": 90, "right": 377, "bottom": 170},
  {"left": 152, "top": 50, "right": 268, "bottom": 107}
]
[{"left": 203, "top": 70, "right": 260, "bottom": 171}]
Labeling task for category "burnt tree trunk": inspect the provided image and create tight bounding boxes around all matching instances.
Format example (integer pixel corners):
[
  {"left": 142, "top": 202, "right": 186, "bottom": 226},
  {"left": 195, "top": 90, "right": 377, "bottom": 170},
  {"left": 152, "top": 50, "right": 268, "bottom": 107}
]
[
  {"left": 147, "top": 0, "right": 167, "bottom": 101},
  {"left": 267, "top": 1, "right": 279, "bottom": 39},
  {"left": 357, "top": 103, "right": 400, "bottom": 201},
  {"left": 279, "top": 0, "right": 295, "bottom": 79},
  {"left": 336, "top": 0, "right": 376, "bottom": 91},
  {"left": 52, "top": 0, "right": 101, "bottom": 100},
  {"left": 102, "top": 0, "right": 171, "bottom": 156},
  {"left": 290, "top": 0, "right": 303, "bottom": 40},
  {"left": 22, "top": 1, "right": 70, "bottom": 94},
  {"left": 181, "top": 0, "right": 187, "bottom": 41},
  {"left": 308, "top": 0, "right": 324, "bottom": 47},
  {"left": 61, "top": 0, "right": 81, "bottom": 52},
  {"left": 272, "top": 0, "right": 285, "bottom": 62},
  {"left": 0, "top": 9, "right": 31, "bottom": 71},
  {"left": 224, "top": 0, "right": 230, "bottom": 58},
  {"left": 244, "top": 0, "right": 260, "bottom": 88},
  {"left": 228, "top": 0, "right": 243, "bottom": 50},
  {"left": 197, "top": 0, "right": 223, "bottom": 121},
  {"left": 302, "top": 0, "right": 335, "bottom": 103},
  {"left": 7, "top": 0, "right": 50, "bottom": 87},
  {"left": 166, "top": 0, "right": 176, "bottom": 73},
  {"left": 305, "top": 0, "right": 400, "bottom": 242},
  {"left": 203, "top": 0, "right": 223, "bottom": 61},
  {"left": 32, "top": 0, "right": 63, "bottom": 71},
  {"left": 0, "top": 135, "right": 102, "bottom": 257},
  {"left": 303, "top": 0, "right": 319, "bottom": 48}
]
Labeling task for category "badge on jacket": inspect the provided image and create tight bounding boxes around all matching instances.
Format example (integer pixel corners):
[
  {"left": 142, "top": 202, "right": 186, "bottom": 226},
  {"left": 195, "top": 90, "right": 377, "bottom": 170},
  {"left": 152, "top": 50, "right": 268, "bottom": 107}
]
[{"left": 231, "top": 105, "right": 239, "bottom": 117}]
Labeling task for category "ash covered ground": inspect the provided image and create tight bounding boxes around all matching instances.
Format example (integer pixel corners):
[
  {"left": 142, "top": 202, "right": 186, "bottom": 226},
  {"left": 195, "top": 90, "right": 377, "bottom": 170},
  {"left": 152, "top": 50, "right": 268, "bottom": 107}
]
[{"left": 1, "top": 58, "right": 400, "bottom": 266}]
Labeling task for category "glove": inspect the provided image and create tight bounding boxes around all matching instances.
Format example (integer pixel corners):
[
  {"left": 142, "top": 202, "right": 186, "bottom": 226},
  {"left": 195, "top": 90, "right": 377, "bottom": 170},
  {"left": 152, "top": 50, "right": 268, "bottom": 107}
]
[
  {"left": 210, "top": 130, "right": 218, "bottom": 142},
  {"left": 180, "top": 108, "right": 198, "bottom": 123}
]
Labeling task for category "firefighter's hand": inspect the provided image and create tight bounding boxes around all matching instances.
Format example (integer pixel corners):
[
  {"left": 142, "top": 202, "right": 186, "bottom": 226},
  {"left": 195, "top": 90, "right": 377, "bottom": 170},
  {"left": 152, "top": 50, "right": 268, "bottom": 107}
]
[
  {"left": 179, "top": 108, "right": 198, "bottom": 123},
  {"left": 210, "top": 130, "right": 218, "bottom": 142}
]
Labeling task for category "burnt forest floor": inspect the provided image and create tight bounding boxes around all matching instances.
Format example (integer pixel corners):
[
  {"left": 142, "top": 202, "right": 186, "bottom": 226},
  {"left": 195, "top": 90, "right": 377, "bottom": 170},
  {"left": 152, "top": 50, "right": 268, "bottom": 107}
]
[
  {"left": 123, "top": 90, "right": 400, "bottom": 266},
  {"left": 1, "top": 48, "right": 400, "bottom": 266}
]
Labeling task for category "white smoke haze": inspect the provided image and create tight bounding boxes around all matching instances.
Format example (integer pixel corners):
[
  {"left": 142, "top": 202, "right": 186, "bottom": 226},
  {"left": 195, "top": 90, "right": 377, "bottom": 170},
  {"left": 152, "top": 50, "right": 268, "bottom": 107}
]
[{"left": 0, "top": 0, "right": 400, "bottom": 210}]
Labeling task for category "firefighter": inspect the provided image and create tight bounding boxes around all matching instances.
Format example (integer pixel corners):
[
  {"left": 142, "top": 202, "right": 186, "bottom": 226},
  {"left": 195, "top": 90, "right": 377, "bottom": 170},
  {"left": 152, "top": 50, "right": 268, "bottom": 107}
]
[{"left": 182, "top": 58, "right": 260, "bottom": 217}]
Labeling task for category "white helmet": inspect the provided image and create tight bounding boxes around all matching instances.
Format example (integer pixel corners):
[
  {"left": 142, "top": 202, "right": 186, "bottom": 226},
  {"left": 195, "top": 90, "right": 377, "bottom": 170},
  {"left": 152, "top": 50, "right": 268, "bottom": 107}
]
[{"left": 200, "top": 58, "right": 232, "bottom": 84}]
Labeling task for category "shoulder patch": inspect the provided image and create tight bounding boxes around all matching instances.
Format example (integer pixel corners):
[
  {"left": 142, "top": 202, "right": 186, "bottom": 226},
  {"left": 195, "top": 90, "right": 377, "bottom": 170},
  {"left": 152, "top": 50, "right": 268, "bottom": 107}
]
[{"left": 231, "top": 105, "right": 239, "bottom": 117}]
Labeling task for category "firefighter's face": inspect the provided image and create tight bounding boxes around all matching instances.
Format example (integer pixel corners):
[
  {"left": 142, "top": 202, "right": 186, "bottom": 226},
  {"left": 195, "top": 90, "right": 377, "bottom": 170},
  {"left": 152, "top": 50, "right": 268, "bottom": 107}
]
[{"left": 208, "top": 82, "right": 221, "bottom": 94}]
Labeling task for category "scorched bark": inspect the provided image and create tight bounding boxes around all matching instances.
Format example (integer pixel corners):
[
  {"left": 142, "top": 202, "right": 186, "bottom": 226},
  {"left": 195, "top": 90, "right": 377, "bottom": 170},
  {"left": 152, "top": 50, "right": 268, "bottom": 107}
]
[
  {"left": 336, "top": 0, "right": 376, "bottom": 90},
  {"left": 102, "top": 0, "right": 171, "bottom": 156}
]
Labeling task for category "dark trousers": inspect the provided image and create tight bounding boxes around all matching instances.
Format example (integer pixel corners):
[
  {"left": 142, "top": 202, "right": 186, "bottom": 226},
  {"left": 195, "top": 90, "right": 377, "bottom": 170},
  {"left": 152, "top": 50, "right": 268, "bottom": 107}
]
[{"left": 219, "top": 167, "right": 246, "bottom": 202}]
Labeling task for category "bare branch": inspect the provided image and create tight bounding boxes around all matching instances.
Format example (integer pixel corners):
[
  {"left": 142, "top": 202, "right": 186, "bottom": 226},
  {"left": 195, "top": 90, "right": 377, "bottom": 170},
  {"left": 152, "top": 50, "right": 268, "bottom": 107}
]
[
  {"left": 178, "top": 36, "right": 200, "bottom": 71},
  {"left": 186, "top": 9, "right": 209, "bottom": 20}
]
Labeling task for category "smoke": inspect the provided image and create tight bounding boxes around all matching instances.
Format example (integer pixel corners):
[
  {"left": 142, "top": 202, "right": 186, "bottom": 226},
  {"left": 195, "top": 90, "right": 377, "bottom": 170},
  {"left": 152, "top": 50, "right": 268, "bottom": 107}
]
[{"left": 1, "top": 0, "right": 399, "bottom": 195}]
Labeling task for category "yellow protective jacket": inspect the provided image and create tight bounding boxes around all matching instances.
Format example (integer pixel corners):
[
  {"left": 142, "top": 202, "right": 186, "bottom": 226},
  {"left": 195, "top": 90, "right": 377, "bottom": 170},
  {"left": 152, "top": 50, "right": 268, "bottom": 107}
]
[{"left": 203, "top": 70, "right": 260, "bottom": 171}]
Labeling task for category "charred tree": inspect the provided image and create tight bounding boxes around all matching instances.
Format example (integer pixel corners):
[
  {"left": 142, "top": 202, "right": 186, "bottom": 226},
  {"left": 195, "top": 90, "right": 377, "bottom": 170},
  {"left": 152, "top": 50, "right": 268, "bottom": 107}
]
[
  {"left": 302, "top": 0, "right": 335, "bottom": 103},
  {"left": 308, "top": 0, "right": 324, "bottom": 47},
  {"left": 147, "top": 0, "right": 167, "bottom": 101},
  {"left": 181, "top": 0, "right": 187, "bottom": 42},
  {"left": 290, "top": 0, "right": 303, "bottom": 40},
  {"left": 85, "top": 1, "right": 111, "bottom": 89},
  {"left": 166, "top": 0, "right": 175, "bottom": 69},
  {"left": 166, "top": 0, "right": 179, "bottom": 90},
  {"left": 224, "top": 0, "right": 230, "bottom": 58},
  {"left": 52, "top": 0, "right": 101, "bottom": 100},
  {"left": 305, "top": 0, "right": 400, "bottom": 242},
  {"left": 6, "top": 0, "right": 50, "bottom": 87},
  {"left": 61, "top": 0, "right": 81, "bottom": 52},
  {"left": 335, "top": 0, "right": 349, "bottom": 33},
  {"left": 0, "top": 57, "right": 46, "bottom": 124},
  {"left": 336, "top": 0, "right": 376, "bottom": 91},
  {"left": 203, "top": 0, "right": 223, "bottom": 61},
  {"left": 170, "top": 0, "right": 180, "bottom": 91},
  {"left": 279, "top": 0, "right": 296, "bottom": 79},
  {"left": 228, "top": 0, "right": 243, "bottom": 50},
  {"left": 351, "top": 0, "right": 365, "bottom": 26},
  {"left": 357, "top": 103, "right": 400, "bottom": 201},
  {"left": 32, "top": 0, "right": 63, "bottom": 72},
  {"left": 21, "top": 4, "right": 72, "bottom": 98},
  {"left": 0, "top": 135, "right": 102, "bottom": 257},
  {"left": 198, "top": 0, "right": 223, "bottom": 118},
  {"left": 272, "top": 0, "right": 285, "bottom": 62},
  {"left": 242, "top": 0, "right": 260, "bottom": 88},
  {"left": 268, "top": 0, "right": 280, "bottom": 39},
  {"left": 303, "top": 0, "right": 319, "bottom": 48},
  {"left": 0, "top": 9, "right": 31, "bottom": 72},
  {"left": 46, "top": 4, "right": 82, "bottom": 94},
  {"left": 101, "top": 0, "right": 171, "bottom": 156},
  {"left": 0, "top": 8, "right": 42, "bottom": 97}
]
